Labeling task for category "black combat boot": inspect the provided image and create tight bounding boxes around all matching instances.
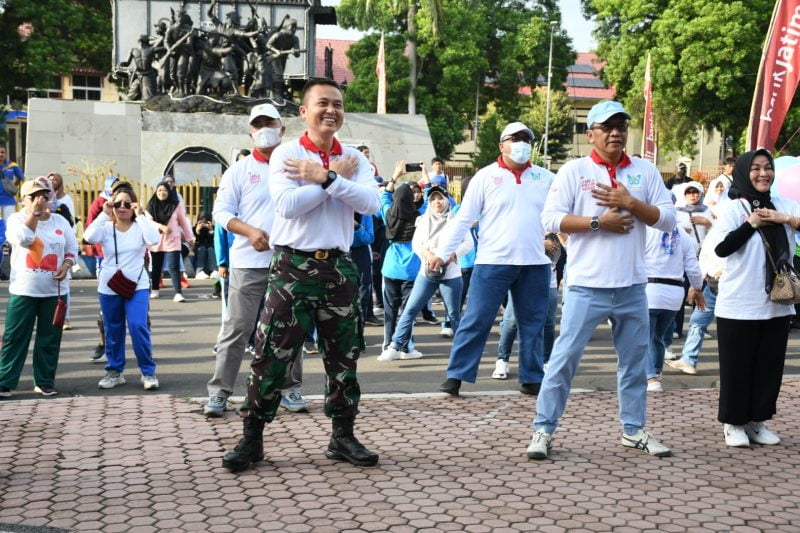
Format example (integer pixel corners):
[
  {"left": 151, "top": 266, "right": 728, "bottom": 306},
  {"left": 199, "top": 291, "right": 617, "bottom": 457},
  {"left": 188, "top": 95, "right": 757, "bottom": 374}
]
[
  {"left": 326, "top": 417, "right": 379, "bottom": 467},
  {"left": 221, "top": 417, "right": 265, "bottom": 473}
]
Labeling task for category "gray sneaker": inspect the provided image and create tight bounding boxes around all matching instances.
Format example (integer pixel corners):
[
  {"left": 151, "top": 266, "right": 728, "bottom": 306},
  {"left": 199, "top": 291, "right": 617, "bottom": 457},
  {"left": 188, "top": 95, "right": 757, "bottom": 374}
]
[
  {"left": 98, "top": 371, "right": 125, "bottom": 389},
  {"left": 526, "top": 429, "right": 553, "bottom": 460},
  {"left": 204, "top": 393, "right": 228, "bottom": 417},
  {"left": 280, "top": 389, "right": 309, "bottom": 413}
]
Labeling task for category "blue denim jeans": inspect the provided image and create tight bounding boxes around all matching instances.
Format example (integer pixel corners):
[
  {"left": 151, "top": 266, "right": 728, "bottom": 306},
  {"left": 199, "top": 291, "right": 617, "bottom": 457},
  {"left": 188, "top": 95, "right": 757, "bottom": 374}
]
[
  {"left": 391, "top": 274, "right": 463, "bottom": 352},
  {"left": 647, "top": 308, "right": 678, "bottom": 379},
  {"left": 680, "top": 283, "right": 717, "bottom": 367},
  {"left": 446, "top": 263, "right": 550, "bottom": 384},
  {"left": 535, "top": 284, "right": 649, "bottom": 435},
  {"left": 497, "top": 286, "right": 558, "bottom": 364}
]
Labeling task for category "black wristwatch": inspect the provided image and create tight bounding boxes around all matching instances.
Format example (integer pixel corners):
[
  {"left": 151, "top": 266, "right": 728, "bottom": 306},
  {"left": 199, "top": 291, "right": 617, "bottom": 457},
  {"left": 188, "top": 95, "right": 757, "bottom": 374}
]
[
  {"left": 590, "top": 216, "right": 600, "bottom": 231},
  {"left": 322, "top": 170, "right": 337, "bottom": 190}
]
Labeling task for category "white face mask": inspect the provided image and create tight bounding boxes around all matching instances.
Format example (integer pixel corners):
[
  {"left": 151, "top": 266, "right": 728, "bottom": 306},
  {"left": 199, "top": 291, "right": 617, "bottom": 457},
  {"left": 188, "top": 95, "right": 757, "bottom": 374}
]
[
  {"left": 508, "top": 141, "right": 532, "bottom": 164},
  {"left": 252, "top": 126, "right": 282, "bottom": 149}
]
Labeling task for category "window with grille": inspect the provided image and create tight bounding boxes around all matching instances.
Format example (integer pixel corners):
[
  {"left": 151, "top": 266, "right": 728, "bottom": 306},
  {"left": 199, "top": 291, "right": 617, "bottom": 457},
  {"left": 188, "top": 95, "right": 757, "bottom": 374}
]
[{"left": 72, "top": 74, "right": 102, "bottom": 100}]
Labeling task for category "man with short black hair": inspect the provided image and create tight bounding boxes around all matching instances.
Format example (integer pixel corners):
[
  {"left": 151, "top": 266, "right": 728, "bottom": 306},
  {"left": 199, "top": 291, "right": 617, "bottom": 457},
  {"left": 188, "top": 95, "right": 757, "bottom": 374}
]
[
  {"left": 222, "top": 79, "right": 381, "bottom": 472},
  {"left": 666, "top": 162, "right": 691, "bottom": 190},
  {"left": 528, "top": 100, "right": 676, "bottom": 460}
]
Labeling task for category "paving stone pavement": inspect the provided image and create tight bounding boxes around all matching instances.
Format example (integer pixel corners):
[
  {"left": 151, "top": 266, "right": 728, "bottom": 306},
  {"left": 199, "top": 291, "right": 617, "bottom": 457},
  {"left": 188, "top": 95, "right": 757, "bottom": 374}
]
[{"left": 1, "top": 381, "right": 799, "bottom": 532}]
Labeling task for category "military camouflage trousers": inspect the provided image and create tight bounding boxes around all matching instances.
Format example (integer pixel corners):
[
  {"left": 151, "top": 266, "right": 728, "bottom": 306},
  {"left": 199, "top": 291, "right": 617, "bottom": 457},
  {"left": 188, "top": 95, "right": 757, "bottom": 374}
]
[{"left": 242, "top": 249, "right": 365, "bottom": 422}]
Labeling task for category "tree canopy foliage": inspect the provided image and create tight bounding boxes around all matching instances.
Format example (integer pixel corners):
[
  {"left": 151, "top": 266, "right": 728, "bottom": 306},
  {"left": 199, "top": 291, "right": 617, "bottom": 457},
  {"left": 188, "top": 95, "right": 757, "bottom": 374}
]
[
  {"left": 587, "top": 0, "right": 774, "bottom": 155},
  {"left": 0, "top": 0, "right": 112, "bottom": 101}
]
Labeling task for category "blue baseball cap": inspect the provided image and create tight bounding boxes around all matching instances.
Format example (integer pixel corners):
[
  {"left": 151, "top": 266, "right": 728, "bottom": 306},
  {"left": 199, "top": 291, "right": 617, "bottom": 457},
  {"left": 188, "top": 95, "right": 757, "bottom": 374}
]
[{"left": 586, "top": 100, "right": 631, "bottom": 128}]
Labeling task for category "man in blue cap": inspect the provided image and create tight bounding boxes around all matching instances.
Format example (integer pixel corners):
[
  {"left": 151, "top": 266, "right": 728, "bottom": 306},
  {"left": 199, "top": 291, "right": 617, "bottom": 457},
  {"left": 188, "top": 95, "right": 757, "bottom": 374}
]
[{"left": 527, "top": 101, "right": 676, "bottom": 460}]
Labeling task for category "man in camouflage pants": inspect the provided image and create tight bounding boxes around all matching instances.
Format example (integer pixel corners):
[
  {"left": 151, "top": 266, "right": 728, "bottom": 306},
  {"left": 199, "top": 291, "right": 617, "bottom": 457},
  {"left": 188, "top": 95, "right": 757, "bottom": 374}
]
[{"left": 222, "top": 78, "right": 381, "bottom": 472}]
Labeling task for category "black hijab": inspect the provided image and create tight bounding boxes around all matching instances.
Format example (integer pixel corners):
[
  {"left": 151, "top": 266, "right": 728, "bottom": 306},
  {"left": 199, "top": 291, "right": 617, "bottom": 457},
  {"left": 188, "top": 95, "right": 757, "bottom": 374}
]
[
  {"left": 728, "top": 149, "right": 791, "bottom": 292},
  {"left": 385, "top": 183, "right": 418, "bottom": 242},
  {"left": 148, "top": 181, "right": 180, "bottom": 225}
]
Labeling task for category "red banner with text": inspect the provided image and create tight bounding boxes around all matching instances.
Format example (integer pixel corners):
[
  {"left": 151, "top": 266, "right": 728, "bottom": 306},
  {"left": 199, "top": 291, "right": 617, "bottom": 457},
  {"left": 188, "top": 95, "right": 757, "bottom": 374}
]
[{"left": 641, "top": 53, "right": 656, "bottom": 162}]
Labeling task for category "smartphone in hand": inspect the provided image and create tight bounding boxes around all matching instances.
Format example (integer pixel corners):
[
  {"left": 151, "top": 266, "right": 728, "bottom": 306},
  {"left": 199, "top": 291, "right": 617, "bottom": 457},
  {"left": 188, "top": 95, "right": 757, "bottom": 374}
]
[{"left": 405, "top": 163, "right": 422, "bottom": 172}]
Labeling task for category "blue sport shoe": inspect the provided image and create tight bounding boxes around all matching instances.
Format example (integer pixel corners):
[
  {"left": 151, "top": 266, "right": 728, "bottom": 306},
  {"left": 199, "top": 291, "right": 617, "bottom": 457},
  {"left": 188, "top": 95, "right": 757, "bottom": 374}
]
[
  {"left": 204, "top": 393, "right": 228, "bottom": 417},
  {"left": 280, "top": 389, "right": 309, "bottom": 413}
]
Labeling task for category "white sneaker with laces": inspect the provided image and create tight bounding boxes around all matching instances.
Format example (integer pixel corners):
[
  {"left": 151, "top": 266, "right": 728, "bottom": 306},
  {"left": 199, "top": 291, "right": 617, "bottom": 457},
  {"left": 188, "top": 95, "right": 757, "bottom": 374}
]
[
  {"left": 724, "top": 424, "right": 751, "bottom": 447},
  {"left": 141, "top": 374, "right": 159, "bottom": 390},
  {"left": 664, "top": 349, "right": 678, "bottom": 361},
  {"left": 195, "top": 271, "right": 209, "bottom": 280},
  {"left": 98, "top": 371, "right": 126, "bottom": 389},
  {"left": 744, "top": 421, "right": 780, "bottom": 445},
  {"left": 281, "top": 389, "right": 310, "bottom": 413},
  {"left": 526, "top": 429, "right": 552, "bottom": 459},
  {"left": 377, "top": 346, "right": 402, "bottom": 362},
  {"left": 621, "top": 430, "right": 672, "bottom": 456},
  {"left": 400, "top": 349, "right": 423, "bottom": 359},
  {"left": 150, "top": 290, "right": 159, "bottom": 299},
  {"left": 440, "top": 327, "right": 454, "bottom": 338},
  {"left": 492, "top": 359, "right": 509, "bottom": 380},
  {"left": 647, "top": 378, "right": 663, "bottom": 392},
  {"left": 173, "top": 293, "right": 186, "bottom": 303}
]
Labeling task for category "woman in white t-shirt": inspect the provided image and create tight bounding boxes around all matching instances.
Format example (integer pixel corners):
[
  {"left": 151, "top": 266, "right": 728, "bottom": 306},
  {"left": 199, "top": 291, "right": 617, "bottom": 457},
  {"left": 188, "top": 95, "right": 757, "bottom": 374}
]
[
  {"left": 712, "top": 149, "right": 800, "bottom": 448},
  {"left": 84, "top": 185, "right": 161, "bottom": 391},
  {"left": 0, "top": 180, "right": 78, "bottom": 398}
]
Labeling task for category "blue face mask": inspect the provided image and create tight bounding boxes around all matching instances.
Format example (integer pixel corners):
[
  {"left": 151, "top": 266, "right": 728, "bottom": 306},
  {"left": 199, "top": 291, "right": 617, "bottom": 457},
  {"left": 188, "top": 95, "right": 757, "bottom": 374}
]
[{"left": 509, "top": 141, "right": 532, "bottom": 164}]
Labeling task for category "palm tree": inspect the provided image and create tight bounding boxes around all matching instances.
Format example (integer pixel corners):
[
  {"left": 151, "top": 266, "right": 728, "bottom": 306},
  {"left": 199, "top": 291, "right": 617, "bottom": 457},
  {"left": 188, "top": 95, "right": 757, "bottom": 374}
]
[{"left": 346, "top": 0, "right": 444, "bottom": 114}]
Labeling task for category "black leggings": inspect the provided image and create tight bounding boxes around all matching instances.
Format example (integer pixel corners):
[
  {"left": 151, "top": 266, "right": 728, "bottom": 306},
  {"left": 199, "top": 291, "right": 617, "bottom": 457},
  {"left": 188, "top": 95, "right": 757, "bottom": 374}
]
[{"left": 716, "top": 316, "right": 790, "bottom": 425}]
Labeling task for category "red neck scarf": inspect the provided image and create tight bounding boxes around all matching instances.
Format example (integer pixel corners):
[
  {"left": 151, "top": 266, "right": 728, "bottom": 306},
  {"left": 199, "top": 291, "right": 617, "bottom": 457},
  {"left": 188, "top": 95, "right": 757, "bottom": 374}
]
[
  {"left": 590, "top": 150, "right": 632, "bottom": 188},
  {"left": 299, "top": 132, "right": 343, "bottom": 170},
  {"left": 497, "top": 155, "right": 532, "bottom": 184}
]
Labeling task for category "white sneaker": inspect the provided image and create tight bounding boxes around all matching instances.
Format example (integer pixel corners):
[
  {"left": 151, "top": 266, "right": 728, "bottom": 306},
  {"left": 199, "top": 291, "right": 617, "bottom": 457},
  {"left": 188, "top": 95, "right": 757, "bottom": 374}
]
[
  {"left": 665, "top": 358, "right": 697, "bottom": 375},
  {"left": 647, "top": 378, "right": 663, "bottom": 392},
  {"left": 195, "top": 271, "right": 209, "bottom": 280},
  {"left": 173, "top": 293, "right": 186, "bottom": 303},
  {"left": 664, "top": 349, "right": 678, "bottom": 361},
  {"left": 744, "top": 421, "right": 780, "bottom": 445},
  {"left": 672, "top": 332, "right": 680, "bottom": 339},
  {"left": 492, "top": 359, "right": 509, "bottom": 380},
  {"left": 703, "top": 332, "right": 712, "bottom": 339},
  {"left": 98, "top": 371, "right": 126, "bottom": 389},
  {"left": 440, "top": 327, "right": 454, "bottom": 338},
  {"left": 724, "top": 424, "right": 751, "bottom": 447},
  {"left": 377, "top": 346, "right": 402, "bottom": 362},
  {"left": 141, "top": 374, "right": 159, "bottom": 390},
  {"left": 209, "top": 270, "right": 220, "bottom": 279},
  {"left": 400, "top": 349, "right": 424, "bottom": 359},
  {"left": 621, "top": 430, "right": 672, "bottom": 456},
  {"left": 526, "top": 429, "right": 552, "bottom": 459},
  {"left": 150, "top": 290, "right": 159, "bottom": 299}
]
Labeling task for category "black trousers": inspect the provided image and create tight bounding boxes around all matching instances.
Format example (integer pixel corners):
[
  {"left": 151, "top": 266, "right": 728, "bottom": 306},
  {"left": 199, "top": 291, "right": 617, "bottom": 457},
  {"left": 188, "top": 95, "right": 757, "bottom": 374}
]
[{"left": 716, "top": 316, "right": 790, "bottom": 425}]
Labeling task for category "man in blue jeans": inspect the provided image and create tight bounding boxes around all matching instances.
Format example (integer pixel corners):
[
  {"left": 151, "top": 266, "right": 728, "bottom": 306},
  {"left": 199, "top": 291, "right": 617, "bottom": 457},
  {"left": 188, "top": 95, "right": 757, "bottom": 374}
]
[
  {"left": 528, "top": 101, "right": 676, "bottom": 460},
  {"left": 428, "top": 121, "right": 554, "bottom": 396}
]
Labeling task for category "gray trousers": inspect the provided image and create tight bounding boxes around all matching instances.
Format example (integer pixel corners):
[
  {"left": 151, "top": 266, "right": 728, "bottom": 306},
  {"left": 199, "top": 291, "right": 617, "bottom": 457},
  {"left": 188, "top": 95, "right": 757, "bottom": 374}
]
[{"left": 207, "top": 267, "right": 302, "bottom": 397}]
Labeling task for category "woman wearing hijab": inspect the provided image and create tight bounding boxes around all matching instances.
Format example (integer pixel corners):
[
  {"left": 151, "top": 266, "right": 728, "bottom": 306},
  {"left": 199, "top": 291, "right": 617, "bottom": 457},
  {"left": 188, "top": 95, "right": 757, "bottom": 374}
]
[
  {"left": 379, "top": 162, "right": 423, "bottom": 356},
  {"left": 713, "top": 149, "right": 800, "bottom": 448},
  {"left": 380, "top": 186, "right": 472, "bottom": 361},
  {"left": 146, "top": 181, "right": 194, "bottom": 302}
]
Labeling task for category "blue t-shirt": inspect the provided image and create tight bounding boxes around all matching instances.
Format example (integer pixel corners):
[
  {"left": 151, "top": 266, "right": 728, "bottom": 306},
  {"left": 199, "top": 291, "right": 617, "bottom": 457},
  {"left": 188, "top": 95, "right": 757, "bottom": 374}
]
[
  {"left": 379, "top": 190, "right": 421, "bottom": 281},
  {"left": 0, "top": 160, "right": 24, "bottom": 206}
]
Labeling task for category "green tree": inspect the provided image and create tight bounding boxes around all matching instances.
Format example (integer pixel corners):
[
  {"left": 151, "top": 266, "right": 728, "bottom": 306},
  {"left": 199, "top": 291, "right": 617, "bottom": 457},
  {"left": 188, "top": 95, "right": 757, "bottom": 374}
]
[
  {"left": 588, "top": 0, "right": 773, "bottom": 155},
  {"left": 472, "top": 109, "right": 504, "bottom": 169},
  {"left": 0, "top": 0, "right": 112, "bottom": 100},
  {"left": 520, "top": 87, "right": 574, "bottom": 164}
]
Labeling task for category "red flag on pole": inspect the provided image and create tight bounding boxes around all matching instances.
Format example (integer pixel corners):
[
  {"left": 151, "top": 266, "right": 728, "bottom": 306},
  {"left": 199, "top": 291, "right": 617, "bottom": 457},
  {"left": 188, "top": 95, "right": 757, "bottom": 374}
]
[
  {"left": 376, "top": 32, "right": 387, "bottom": 114},
  {"left": 641, "top": 53, "right": 656, "bottom": 162},
  {"left": 747, "top": 0, "right": 800, "bottom": 150}
]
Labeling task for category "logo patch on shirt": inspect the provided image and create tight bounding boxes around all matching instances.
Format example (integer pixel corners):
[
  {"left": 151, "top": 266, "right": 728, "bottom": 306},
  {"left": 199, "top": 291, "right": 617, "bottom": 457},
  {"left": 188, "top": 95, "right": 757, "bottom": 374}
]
[
  {"left": 626, "top": 174, "right": 642, "bottom": 187},
  {"left": 493, "top": 175, "right": 504, "bottom": 185},
  {"left": 580, "top": 177, "right": 596, "bottom": 192},
  {"left": 530, "top": 172, "right": 543, "bottom": 181},
  {"left": 55, "top": 229, "right": 63, "bottom": 235},
  {"left": 249, "top": 173, "right": 261, "bottom": 184}
]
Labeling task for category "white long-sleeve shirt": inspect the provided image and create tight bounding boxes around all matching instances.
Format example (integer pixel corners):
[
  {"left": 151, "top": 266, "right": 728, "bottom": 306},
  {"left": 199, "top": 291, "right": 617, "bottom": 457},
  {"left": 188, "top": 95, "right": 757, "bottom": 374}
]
[
  {"left": 644, "top": 226, "right": 703, "bottom": 311},
  {"left": 713, "top": 197, "right": 800, "bottom": 320},
  {"left": 542, "top": 155, "right": 676, "bottom": 288},
  {"left": 6, "top": 211, "right": 78, "bottom": 297},
  {"left": 212, "top": 153, "right": 275, "bottom": 269},
  {"left": 269, "top": 137, "right": 380, "bottom": 252},
  {"left": 83, "top": 212, "right": 160, "bottom": 296},
  {"left": 412, "top": 213, "right": 473, "bottom": 280},
  {"left": 435, "top": 159, "right": 554, "bottom": 266}
]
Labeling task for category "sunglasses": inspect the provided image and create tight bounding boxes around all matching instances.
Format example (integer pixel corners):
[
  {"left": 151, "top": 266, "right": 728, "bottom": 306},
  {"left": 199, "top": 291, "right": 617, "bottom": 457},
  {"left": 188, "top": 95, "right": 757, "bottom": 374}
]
[{"left": 113, "top": 201, "right": 133, "bottom": 209}]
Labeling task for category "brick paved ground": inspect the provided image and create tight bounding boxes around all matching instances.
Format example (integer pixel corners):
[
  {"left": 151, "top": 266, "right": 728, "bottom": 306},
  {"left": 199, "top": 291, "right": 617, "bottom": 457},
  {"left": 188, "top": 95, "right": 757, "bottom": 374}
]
[{"left": 1, "top": 381, "right": 799, "bottom": 532}]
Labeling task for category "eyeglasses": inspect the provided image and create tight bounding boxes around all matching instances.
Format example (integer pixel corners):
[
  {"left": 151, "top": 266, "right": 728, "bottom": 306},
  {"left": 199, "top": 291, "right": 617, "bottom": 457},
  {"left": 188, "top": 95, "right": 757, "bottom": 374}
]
[
  {"left": 501, "top": 135, "right": 533, "bottom": 144},
  {"left": 592, "top": 123, "right": 629, "bottom": 133},
  {"left": 113, "top": 201, "right": 133, "bottom": 209}
]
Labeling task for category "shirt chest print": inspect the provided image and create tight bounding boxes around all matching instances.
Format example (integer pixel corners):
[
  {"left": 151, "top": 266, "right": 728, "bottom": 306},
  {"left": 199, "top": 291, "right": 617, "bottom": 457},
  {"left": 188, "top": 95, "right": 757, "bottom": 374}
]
[
  {"left": 580, "top": 177, "right": 596, "bottom": 192},
  {"left": 625, "top": 173, "right": 642, "bottom": 187}
]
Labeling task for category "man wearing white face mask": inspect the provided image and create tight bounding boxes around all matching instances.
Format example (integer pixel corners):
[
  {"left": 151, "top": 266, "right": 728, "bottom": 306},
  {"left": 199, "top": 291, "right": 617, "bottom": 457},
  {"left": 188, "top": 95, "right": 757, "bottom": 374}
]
[
  {"left": 204, "top": 103, "right": 308, "bottom": 417},
  {"left": 429, "top": 122, "right": 555, "bottom": 397}
]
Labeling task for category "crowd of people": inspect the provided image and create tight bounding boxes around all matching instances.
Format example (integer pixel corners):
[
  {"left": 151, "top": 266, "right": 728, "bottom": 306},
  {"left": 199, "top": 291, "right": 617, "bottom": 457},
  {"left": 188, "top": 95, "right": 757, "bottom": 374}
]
[{"left": 0, "top": 88, "right": 796, "bottom": 468}]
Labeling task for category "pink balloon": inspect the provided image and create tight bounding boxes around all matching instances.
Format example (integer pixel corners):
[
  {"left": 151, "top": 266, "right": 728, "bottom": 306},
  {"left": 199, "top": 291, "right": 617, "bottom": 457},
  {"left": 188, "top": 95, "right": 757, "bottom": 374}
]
[{"left": 775, "top": 162, "right": 800, "bottom": 202}]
